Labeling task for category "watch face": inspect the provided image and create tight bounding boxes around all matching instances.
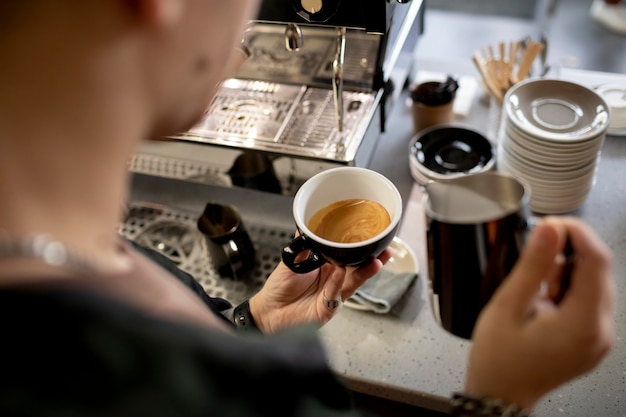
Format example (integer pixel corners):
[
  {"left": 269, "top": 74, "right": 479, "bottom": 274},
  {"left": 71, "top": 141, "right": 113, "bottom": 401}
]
[{"left": 292, "top": 0, "right": 342, "bottom": 23}]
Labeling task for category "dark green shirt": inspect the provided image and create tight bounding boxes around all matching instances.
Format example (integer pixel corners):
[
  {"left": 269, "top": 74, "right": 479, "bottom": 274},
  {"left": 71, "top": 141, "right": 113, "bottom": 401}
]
[{"left": 0, "top": 243, "right": 369, "bottom": 417}]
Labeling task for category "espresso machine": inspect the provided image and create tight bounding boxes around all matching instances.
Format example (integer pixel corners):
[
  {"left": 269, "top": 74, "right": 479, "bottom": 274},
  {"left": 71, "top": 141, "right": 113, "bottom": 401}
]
[
  {"left": 131, "top": 0, "right": 425, "bottom": 195},
  {"left": 122, "top": 0, "right": 425, "bottom": 304}
]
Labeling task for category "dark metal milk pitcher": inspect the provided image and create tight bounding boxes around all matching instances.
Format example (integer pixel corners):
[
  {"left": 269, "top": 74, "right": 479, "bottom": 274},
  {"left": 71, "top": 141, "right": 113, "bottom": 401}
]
[{"left": 424, "top": 172, "right": 530, "bottom": 339}]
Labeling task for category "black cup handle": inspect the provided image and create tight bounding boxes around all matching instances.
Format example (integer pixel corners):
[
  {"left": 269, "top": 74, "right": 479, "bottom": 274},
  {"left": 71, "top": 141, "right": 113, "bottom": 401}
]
[{"left": 281, "top": 235, "right": 326, "bottom": 273}]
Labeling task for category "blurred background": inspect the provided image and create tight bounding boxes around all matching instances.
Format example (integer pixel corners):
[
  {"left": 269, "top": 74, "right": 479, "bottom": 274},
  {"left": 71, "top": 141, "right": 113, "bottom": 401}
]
[{"left": 415, "top": 0, "right": 626, "bottom": 76}]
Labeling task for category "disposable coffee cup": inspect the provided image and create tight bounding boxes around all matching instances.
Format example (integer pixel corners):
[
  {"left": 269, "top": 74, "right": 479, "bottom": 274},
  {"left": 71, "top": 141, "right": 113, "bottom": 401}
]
[
  {"left": 411, "top": 79, "right": 458, "bottom": 134},
  {"left": 282, "top": 167, "right": 402, "bottom": 273},
  {"left": 424, "top": 171, "right": 531, "bottom": 339},
  {"left": 197, "top": 202, "right": 256, "bottom": 280},
  {"left": 411, "top": 100, "right": 454, "bottom": 134}
]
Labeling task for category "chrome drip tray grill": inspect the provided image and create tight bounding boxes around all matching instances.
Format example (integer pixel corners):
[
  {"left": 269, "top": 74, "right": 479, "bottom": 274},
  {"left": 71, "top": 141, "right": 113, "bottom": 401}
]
[
  {"left": 192, "top": 80, "right": 304, "bottom": 142},
  {"left": 177, "top": 78, "right": 376, "bottom": 162},
  {"left": 118, "top": 202, "right": 294, "bottom": 305}
]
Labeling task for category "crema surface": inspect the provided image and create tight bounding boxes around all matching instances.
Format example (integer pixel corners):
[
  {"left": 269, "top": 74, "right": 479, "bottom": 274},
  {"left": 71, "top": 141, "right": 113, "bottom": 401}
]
[{"left": 308, "top": 199, "right": 390, "bottom": 243}]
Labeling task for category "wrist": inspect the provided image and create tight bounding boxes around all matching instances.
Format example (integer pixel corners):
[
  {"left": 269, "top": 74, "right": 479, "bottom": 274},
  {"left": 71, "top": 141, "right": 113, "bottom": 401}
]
[
  {"left": 464, "top": 377, "right": 538, "bottom": 411},
  {"left": 232, "top": 299, "right": 261, "bottom": 333},
  {"left": 450, "top": 392, "right": 533, "bottom": 417},
  {"left": 247, "top": 296, "right": 271, "bottom": 333}
]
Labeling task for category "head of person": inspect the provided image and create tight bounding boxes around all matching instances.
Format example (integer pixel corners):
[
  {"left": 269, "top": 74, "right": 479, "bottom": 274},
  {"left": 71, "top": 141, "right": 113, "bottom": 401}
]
[{"left": 0, "top": 0, "right": 260, "bottom": 142}]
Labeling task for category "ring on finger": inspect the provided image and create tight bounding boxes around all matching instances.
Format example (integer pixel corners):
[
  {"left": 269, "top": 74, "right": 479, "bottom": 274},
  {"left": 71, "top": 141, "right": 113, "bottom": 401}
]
[{"left": 323, "top": 291, "right": 342, "bottom": 310}]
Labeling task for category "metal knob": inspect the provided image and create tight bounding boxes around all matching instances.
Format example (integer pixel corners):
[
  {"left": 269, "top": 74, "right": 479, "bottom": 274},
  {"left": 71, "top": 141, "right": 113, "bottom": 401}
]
[{"left": 302, "top": 0, "right": 323, "bottom": 14}]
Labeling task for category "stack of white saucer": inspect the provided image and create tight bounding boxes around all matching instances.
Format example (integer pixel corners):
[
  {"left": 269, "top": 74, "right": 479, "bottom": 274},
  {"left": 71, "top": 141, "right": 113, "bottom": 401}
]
[{"left": 497, "top": 79, "right": 611, "bottom": 214}]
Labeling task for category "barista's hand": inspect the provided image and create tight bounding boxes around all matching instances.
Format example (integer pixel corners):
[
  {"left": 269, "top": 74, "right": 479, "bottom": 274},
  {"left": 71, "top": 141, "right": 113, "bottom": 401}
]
[
  {"left": 249, "top": 248, "right": 392, "bottom": 334},
  {"left": 465, "top": 216, "right": 615, "bottom": 410}
]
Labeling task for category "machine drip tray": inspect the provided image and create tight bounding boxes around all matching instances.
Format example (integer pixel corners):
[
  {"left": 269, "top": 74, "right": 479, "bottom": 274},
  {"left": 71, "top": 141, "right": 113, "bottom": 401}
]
[{"left": 118, "top": 202, "right": 295, "bottom": 305}]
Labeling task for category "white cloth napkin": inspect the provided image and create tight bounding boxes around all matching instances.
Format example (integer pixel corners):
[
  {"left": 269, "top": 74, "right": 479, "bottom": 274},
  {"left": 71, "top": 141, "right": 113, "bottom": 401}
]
[{"left": 344, "top": 269, "right": 418, "bottom": 314}]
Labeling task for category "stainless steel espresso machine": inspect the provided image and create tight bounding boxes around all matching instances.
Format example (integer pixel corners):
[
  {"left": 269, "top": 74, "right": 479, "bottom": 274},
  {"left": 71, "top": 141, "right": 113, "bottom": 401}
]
[
  {"left": 122, "top": 0, "right": 425, "bottom": 304},
  {"left": 131, "top": 0, "right": 425, "bottom": 195}
]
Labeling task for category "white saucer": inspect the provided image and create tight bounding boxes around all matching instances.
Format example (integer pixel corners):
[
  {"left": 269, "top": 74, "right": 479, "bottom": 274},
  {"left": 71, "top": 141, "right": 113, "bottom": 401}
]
[
  {"left": 594, "top": 84, "right": 626, "bottom": 134},
  {"left": 608, "top": 126, "right": 626, "bottom": 137},
  {"left": 505, "top": 79, "right": 611, "bottom": 142},
  {"left": 595, "top": 84, "right": 626, "bottom": 110},
  {"left": 386, "top": 236, "right": 419, "bottom": 275}
]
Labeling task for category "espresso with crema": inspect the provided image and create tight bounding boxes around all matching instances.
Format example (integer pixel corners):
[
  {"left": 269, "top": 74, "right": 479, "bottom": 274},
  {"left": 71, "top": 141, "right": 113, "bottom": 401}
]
[{"left": 308, "top": 199, "right": 391, "bottom": 243}]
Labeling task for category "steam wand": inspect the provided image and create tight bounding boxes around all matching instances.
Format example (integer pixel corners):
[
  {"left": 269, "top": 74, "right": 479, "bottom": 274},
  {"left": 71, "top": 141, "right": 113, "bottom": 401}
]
[
  {"left": 332, "top": 27, "right": 346, "bottom": 132},
  {"left": 285, "top": 23, "right": 304, "bottom": 51}
]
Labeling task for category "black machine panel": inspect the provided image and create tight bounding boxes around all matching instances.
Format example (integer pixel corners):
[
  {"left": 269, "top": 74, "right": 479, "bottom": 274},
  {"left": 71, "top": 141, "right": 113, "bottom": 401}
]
[{"left": 256, "top": 0, "right": 396, "bottom": 33}]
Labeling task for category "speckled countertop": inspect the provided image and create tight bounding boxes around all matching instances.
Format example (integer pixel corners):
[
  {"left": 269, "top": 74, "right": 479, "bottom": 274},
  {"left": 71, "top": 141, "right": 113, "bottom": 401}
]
[{"left": 319, "top": 67, "right": 626, "bottom": 416}]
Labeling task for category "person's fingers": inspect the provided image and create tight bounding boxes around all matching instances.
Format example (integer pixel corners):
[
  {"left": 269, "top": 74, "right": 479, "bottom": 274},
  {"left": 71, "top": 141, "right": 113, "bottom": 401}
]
[
  {"left": 377, "top": 247, "right": 393, "bottom": 266},
  {"left": 339, "top": 248, "right": 390, "bottom": 299},
  {"left": 545, "top": 247, "right": 575, "bottom": 302},
  {"left": 322, "top": 265, "right": 345, "bottom": 304},
  {"left": 352, "top": 248, "right": 392, "bottom": 281},
  {"left": 558, "top": 217, "right": 614, "bottom": 324},
  {"left": 339, "top": 266, "right": 373, "bottom": 300},
  {"left": 490, "top": 220, "right": 564, "bottom": 320},
  {"left": 549, "top": 217, "right": 616, "bottom": 373}
]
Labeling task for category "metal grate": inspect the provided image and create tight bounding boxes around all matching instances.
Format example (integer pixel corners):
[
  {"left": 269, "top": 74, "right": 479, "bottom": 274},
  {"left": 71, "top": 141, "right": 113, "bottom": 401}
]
[
  {"left": 176, "top": 79, "right": 376, "bottom": 162},
  {"left": 118, "top": 202, "right": 294, "bottom": 305},
  {"left": 280, "top": 88, "right": 372, "bottom": 150},
  {"left": 127, "top": 154, "right": 232, "bottom": 186},
  {"left": 189, "top": 79, "right": 305, "bottom": 143}
]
